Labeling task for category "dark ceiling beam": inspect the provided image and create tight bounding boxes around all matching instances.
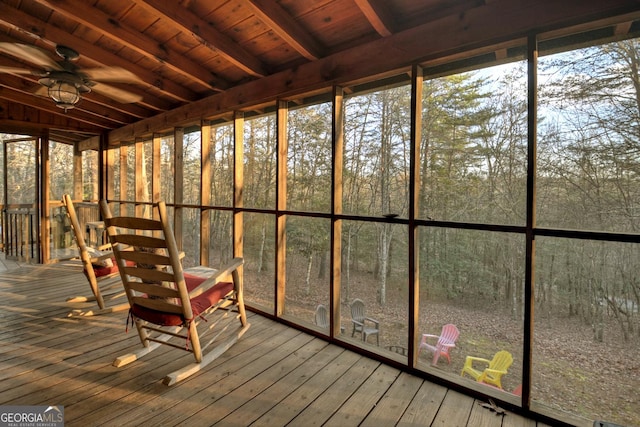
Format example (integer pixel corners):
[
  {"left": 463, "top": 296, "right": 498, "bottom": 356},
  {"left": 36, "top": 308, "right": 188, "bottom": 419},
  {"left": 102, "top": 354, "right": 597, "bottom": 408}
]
[
  {"left": 0, "top": 91, "right": 113, "bottom": 133},
  {"left": 0, "top": 71, "right": 143, "bottom": 129},
  {"left": 0, "top": 120, "right": 92, "bottom": 140},
  {"left": 245, "top": 0, "right": 325, "bottom": 60},
  {"left": 49, "top": 132, "right": 90, "bottom": 145},
  {"left": 0, "top": 82, "right": 124, "bottom": 130},
  {"left": 33, "top": 0, "right": 229, "bottom": 92},
  {"left": 402, "top": 0, "right": 485, "bottom": 30},
  {"left": 135, "top": 0, "right": 269, "bottom": 77},
  {"left": 614, "top": 20, "right": 634, "bottom": 35},
  {"left": 0, "top": 2, "right": 198, "bottom": 106},
  {"left": 353, "top": 0, "right": 396, "bottom": 36}
]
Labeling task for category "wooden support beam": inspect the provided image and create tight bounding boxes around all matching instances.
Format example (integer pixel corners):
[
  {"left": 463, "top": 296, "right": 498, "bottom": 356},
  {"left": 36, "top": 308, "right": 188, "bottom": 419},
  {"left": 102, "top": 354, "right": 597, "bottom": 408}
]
[
  {"left": 330, "top": 86, "right": 344, "bottom": 337},
  {"left": 134, "top": 139, "right": 145, "bottom": 218},
  {"left": 173, "top": 127, "right": 184, "bottom": 251},
  {"left": 233, "top": 112, "right": 244, "bottom": 259},
  {"left": 200, "top": 121, "right": 211, "bottom": 266},
  {"left": 408, "top": 64, "right": 423, "bottom": 368},
  {"left": 275, "top": 101, "right": 288, "bottom": 317}
]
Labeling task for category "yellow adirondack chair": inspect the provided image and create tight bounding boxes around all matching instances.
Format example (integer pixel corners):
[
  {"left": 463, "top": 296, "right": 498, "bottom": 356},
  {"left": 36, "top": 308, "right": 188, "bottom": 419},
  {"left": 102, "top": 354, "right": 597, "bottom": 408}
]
[{"left": 460, "top": 350, "right": 513, "bottom": 389}]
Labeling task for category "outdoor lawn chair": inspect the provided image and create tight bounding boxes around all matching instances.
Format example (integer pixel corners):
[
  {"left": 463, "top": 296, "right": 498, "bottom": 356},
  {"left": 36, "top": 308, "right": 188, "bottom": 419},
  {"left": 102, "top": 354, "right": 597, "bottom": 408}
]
[
  {"left": 63, "top": 194, "right": 129, "bottom": 317},
  {"left": 418, "top": 323, "right": 459, "bottom": 365},
  {"left": 350, "top": 298, "right": 380, "bottom": 345},
  {"left": 460, "top": 350, "right": 513, "bottom": 389},
  {"left": 314, "top": 304, "right": 345, "bottom": 334},
  {"left": 100, "top": 200, "right": 250, "bottom": 386},
  {"left": 314, "top": 304, "right": 329, "bottom": 328}
]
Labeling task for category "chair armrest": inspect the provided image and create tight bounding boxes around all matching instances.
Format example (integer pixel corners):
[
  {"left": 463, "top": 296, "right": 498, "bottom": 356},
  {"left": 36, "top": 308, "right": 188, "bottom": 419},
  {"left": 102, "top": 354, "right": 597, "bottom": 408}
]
[
  {"left": 421, "top": 333, "right": 438, "bottom": 343},
  {"left": 88, "top": 251, "right": 113, "bottom": 264},
  {"left": 465, "top": 356, "right": 490, "bottom": 366},
  {"left": 440, "top": 342, "right": 456, "bottom": 348},
  {"left": 188, "top": 257, "right": 244, "bottom": 298},
  {"left": 364, "top": 317, "right": 379, "bottom": 328},
  {"left": 97, "top": 243, "right": 113, "bottom": 252},
  {"left": 484, "top": 368, "right": 507, "bottom": 375}
]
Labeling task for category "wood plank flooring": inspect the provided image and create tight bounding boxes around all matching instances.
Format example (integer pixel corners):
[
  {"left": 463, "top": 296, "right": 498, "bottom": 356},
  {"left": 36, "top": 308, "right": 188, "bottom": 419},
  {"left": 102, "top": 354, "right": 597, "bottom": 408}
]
[{"left": 0, "top": 262, "right": 548, "bottom": 427}]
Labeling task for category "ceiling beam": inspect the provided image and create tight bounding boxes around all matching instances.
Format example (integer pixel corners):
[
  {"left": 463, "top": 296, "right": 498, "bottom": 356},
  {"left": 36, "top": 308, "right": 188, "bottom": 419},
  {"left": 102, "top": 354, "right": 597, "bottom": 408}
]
[
  {"left": 0, "top": 99, "right": 104, "bottom": 135},
  {"left": 0, "top": 82, "right": 123, "bottom": 130},
  {"left": 134, "top": 0, "right": 269, "bottom": 77},
  {"left": 0, "top": 36, "right": 159, "bottom": 121},
  {"left": 0, "top": 37, "right": 174, "bottom": 119},
  {"left": 614, "top": 20, "right": 634, "bottom": 35},
  {"left": 353, "top": 0, "right": 396, "bottom": 36},
  {"left": 245, "top": 0, "right": 325, "bottom": 60},
  {"left": 33, "top": 0, "right": 229, "bottom": 92},
  {"left": 109, "top": 0, "right": 640, "bottom": 144},
  {"left": 0, "top": 2, "right": 198, "bottom": 105}
]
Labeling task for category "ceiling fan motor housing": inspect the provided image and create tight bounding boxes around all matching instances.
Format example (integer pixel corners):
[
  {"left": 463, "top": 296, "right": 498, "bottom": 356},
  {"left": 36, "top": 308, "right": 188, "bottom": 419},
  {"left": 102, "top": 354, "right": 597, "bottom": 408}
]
[{"left": 55, "top": 45, "right": 80, "bottom": 61}]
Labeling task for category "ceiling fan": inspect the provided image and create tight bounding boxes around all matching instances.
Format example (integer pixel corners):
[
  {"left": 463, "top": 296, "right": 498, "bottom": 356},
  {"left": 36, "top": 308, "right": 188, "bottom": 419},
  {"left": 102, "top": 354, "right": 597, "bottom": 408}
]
[{"left": 0, "top": 42, "right": 143, "bottom": 111}]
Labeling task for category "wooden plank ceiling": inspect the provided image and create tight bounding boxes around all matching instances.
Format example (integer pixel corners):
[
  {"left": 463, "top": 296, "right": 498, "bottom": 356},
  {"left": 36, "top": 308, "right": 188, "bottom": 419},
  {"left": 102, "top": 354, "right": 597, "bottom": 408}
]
[{"left": 0, "top": 0, "right": 639, "bottom": 145}]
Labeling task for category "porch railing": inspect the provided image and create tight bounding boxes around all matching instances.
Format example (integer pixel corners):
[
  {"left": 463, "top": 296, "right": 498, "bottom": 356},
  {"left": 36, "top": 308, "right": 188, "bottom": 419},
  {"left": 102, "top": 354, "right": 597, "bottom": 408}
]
[
  {"left": 1, "top": 201, "right": 102, "bottom": 263},
  {"left": 1, "top": 205, "right": 39, "bottom": 262}
]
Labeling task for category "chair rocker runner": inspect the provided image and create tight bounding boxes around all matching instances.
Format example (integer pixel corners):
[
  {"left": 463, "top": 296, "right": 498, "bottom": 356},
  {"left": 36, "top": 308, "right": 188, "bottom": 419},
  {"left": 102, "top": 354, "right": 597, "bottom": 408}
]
[
  {"left": 100, "top": 200, "right": 250, "bottom": 386},
  {"left": 62, "top": 194, "right": 128, "bottom": 317}
]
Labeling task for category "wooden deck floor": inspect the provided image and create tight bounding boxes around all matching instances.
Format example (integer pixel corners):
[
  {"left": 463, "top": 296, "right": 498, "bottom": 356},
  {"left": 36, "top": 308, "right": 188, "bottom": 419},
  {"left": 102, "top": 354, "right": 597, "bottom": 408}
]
[{"left": 0, "top": 262, "right": 550, "bottom": 427}]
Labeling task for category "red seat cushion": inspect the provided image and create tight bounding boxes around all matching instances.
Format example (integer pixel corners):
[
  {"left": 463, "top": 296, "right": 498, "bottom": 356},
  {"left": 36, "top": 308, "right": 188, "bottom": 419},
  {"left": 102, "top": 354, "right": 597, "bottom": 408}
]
[
  {"left": 130, "top": 274, "right": 234, "bottom": 326},
  {"left": 90, "top": 259, "right": 136, "bottom": 277},
  {"left": 90, "top": 261, "right": 118, "bottom": 277}
]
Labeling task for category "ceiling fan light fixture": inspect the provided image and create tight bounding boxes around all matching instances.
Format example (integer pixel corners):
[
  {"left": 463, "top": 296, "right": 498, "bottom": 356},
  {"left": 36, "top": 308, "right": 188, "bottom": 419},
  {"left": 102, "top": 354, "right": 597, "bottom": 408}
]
[
  {"left": 39, "top": 75, "right": 91, "bottom": 112},
  {"left": 48, "top": 81, "right": 80, "bottom": 111}
]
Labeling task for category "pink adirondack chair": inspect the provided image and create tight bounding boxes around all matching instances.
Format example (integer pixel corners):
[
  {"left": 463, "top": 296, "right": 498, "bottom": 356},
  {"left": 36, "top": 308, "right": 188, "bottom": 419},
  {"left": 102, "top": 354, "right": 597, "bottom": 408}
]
[{"left": 418, "top": 324, "right": 459, "bottom": 365}]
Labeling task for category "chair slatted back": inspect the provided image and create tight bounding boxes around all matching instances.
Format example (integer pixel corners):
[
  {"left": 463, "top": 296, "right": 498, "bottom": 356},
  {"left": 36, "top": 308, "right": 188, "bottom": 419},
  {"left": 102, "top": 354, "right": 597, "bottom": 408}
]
[
  {"left": 102, "top": 202, "right": 194, "bottom": 320},
  {"left": 490, "top": 350, "right": 513, "bottom": 371},
  {"left": 439, "top": 324, "right": 460, "bottom": 346},
  {"left": 350, "top": 298, "right": 366, "bottom": 322},
  {"left": 62, "top": 194, "right": 130, "bottom": 316},
  {"left": 315, "top": 304, "right": 329, "bottom": 328}
]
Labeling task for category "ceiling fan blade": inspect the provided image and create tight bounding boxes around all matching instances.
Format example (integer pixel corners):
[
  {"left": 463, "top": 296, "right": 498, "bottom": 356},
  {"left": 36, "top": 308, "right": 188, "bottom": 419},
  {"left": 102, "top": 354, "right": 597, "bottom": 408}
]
[
  {"left": 33, "top": 85, "right": 49, "bottom": 97},
  {"left": 82, "top": 67, "right": 141, "bottom": 83},
  {"left": 0, "top": 43, "right": 62, "bottom": 70},
  {"left": 91, "top": 82, "right": 143, "bottom": 104},
  {"left": 0, "top": 65, "right": 38, "bottom": 75}
]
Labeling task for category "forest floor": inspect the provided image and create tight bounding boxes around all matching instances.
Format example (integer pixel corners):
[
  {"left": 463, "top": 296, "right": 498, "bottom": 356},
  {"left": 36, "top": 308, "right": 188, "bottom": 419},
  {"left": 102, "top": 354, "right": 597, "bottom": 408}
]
[{"left": 248, "top": 265, "right": 640, "bottom": 427}]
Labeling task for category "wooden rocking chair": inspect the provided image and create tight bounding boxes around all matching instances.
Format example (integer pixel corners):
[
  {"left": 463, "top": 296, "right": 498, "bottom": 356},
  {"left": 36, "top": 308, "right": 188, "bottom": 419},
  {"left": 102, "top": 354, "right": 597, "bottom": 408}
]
[
  {"left": 62, "top": 194, "right": 129, "bottom": 317},
  {"left": 100, "top": 200, "right": 250, "bottom": 385}
]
